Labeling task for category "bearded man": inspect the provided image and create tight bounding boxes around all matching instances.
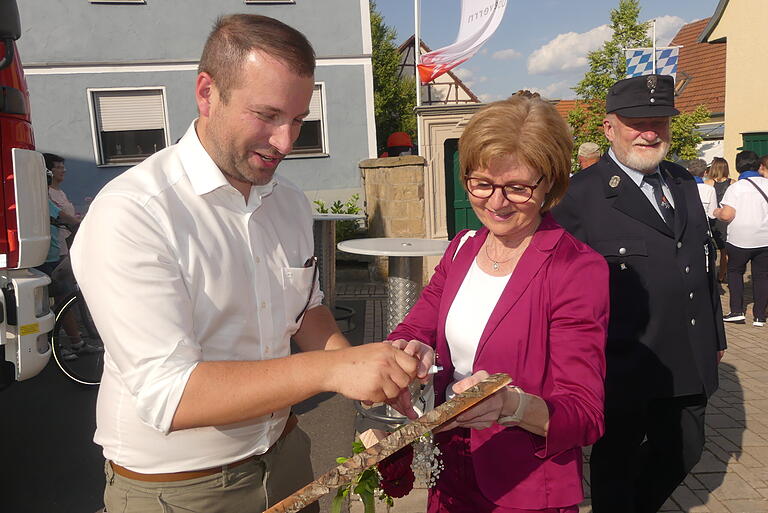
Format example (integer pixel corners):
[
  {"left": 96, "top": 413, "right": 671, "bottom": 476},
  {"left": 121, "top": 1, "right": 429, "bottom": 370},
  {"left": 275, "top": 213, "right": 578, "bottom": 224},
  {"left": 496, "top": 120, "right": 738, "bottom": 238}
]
[{"left": 552, "top": 74, "right": 726, "bottom": 513}]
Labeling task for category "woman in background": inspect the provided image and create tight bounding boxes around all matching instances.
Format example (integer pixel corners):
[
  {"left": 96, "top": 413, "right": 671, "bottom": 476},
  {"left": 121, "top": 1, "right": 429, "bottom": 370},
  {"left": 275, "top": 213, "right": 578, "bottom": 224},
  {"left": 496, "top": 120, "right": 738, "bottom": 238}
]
[{"left": 706, "top": 157, "right": 735, "bottom": 282}]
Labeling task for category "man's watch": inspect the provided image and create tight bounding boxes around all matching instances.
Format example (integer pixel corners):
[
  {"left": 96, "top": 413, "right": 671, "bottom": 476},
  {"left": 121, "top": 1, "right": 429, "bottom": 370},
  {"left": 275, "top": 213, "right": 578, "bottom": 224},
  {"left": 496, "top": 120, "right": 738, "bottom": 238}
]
[{"left": 498, "top": 385, "right": 529, "bottom": 425}]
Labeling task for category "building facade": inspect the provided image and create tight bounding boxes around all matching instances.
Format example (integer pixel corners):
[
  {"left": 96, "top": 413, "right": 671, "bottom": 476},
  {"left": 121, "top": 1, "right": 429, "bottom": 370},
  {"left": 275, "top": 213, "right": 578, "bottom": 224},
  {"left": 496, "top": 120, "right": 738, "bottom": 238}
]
[{"left": 17, "top": 0, "right": 375, "bottom": 210}]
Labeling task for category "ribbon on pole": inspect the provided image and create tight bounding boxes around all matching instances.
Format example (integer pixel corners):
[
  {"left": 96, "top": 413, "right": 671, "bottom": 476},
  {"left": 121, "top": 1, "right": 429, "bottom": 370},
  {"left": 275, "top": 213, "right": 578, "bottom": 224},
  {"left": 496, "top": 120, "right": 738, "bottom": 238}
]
[{"left": 417, "top": 0, "right": 507, "bottom": 84}]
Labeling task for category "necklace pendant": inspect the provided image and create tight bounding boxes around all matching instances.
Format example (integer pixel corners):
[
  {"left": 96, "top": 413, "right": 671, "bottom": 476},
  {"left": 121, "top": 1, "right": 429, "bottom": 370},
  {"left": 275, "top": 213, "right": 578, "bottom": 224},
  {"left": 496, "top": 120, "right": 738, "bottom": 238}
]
[{"left": 492, "top": 262, "right": 500, "bottom": 271}]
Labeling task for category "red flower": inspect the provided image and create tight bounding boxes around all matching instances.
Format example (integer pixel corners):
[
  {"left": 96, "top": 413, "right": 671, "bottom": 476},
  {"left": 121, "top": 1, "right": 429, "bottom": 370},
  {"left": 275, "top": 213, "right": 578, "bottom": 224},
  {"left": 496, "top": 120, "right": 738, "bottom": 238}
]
[{"left": 378, "top": 445, "right": 415, "bottom": 498}]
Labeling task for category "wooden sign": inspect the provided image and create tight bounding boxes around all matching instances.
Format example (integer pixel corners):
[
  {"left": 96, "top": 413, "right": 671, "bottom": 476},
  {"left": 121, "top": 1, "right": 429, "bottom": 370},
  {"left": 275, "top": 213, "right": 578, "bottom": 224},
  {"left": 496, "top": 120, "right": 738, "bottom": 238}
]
[{"left": 264, "top": 372, "right": 511, "bottom": 513}]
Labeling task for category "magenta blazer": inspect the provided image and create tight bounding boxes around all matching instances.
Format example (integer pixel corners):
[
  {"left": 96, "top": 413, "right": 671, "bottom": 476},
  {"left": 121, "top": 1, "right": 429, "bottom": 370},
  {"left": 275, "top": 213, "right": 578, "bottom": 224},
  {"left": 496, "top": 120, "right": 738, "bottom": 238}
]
[{"left": 389, "top": 214, "right": 609, "bottom": 509}]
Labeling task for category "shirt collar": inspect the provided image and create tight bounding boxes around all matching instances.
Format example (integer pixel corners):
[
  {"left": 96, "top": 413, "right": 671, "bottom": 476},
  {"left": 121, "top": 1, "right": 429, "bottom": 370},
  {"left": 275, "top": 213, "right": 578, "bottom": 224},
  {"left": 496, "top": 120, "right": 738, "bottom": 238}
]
[
  {"left": 176, "top": 120, "right": 279, "bottom": 198},
  {"left": 607, "top": 147, "right": 662, "bottom": 187},
  {"left": 738, "top": 170, "right": 761, "bottom": 180}
]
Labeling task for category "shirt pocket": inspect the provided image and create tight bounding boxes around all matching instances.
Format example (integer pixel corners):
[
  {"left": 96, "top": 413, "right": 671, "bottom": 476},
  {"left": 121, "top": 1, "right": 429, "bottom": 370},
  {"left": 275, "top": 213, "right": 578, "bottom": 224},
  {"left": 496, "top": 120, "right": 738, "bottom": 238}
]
[{"left": 281, "top": 265, "right": 316, "bottom": 335}]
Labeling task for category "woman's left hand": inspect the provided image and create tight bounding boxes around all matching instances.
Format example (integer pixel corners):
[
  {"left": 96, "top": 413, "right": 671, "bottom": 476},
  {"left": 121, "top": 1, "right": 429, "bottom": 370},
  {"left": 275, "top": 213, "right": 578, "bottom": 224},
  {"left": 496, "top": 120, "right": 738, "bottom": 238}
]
[{"left": 436, "top": 370, "right": 512, "bottom": 432}]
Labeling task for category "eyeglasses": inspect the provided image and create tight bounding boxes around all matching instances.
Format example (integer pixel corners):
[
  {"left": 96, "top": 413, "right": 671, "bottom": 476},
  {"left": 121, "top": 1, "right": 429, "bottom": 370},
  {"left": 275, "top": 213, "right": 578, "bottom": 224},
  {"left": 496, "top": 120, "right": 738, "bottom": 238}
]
[
  {"left": 295, "top": 256, "right": 318, "bottom": 323},
  {"left": 465, "top": 175, "right": 545, "bottom": 204}
]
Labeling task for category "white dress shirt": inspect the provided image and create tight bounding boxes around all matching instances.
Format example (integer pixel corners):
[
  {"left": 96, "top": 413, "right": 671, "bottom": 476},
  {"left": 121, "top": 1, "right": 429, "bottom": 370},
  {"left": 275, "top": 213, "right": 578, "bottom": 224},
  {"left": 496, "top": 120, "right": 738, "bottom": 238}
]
[
  {"left": 696, "top": 182, "right": 718, "bottom": 219},
  {"left": 608, "top": 148, "right": 675, "bottom": 220},
  {"left": 70, "top": 121, "right": 322, "bottom": 473}
]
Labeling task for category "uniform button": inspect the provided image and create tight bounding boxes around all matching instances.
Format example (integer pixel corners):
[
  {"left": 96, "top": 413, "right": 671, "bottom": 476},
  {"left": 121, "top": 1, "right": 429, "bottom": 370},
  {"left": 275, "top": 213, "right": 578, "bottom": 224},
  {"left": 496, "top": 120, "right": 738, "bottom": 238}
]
[
  {"left": 689, "top": 292, "right": 694, "bottom": 300},
  {"left": 650, "top": 88, "right": 656, "bottom": 94},
  {"left": 685, "top": 266, "right": 690, "bottom": 274},
  {"left": 619, "top": 247, "right": 627, "bottom": 255},
  {"left": 677, "top": 242, "right": 682, "bottom": 249},
  {"left": 650, "top": 98, "right": 656, "bottom": 103},
  {"left": 691, "top": 318, "right": 696, "bottom": 326}
]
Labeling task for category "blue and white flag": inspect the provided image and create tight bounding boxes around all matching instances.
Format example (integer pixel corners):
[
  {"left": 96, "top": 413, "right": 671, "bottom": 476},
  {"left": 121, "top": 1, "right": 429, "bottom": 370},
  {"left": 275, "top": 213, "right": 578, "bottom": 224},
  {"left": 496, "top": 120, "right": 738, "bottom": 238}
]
[{"left": 625, "top": 47, "right": 679, "bottom": 81}]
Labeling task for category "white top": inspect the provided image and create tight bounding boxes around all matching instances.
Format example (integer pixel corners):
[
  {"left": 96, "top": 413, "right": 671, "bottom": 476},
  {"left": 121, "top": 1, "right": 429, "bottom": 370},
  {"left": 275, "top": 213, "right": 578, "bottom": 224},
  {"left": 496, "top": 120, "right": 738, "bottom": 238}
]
[
  {"left": 444, "top": 259, "right": 511, "bottom": 397},
  {"left": 48, "top": 187, "right": 75, "bottom": 256},
  {"left": 720, "top": 177, "right": 768, "bottom": 248},
  {"left": 337, "top": 237, "right": 449, "bottom": 257},
  {"left": 696, "top": 182, "right": 718, "bottom": 219},
  {"left": 70, "top": 121, "right": 322, "bottom": 473}
]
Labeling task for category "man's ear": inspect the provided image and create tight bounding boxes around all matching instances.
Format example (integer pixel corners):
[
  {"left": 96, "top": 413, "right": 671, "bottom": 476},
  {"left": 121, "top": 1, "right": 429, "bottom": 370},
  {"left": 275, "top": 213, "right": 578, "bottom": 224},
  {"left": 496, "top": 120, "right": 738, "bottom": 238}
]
[
  {"left": 603, "top": 116, "right": 615, "bottom": 143},
  {"left": 195, "top": 72, "right": 215, "bottom": 118}
]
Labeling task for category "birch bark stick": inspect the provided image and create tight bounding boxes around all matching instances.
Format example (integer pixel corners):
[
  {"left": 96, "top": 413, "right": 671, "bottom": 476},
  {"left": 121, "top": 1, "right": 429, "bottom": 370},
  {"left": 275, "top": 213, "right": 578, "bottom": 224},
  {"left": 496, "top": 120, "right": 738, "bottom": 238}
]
[{"left": 264, "top": 372, "right": 511, "bottom": 513}]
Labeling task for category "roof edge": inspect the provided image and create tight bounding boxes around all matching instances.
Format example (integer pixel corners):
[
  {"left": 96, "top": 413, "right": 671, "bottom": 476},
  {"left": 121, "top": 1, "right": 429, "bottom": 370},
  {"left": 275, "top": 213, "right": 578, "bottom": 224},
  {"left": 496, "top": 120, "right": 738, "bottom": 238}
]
[{"left": 698, "top": 0, "right": 729, "bottom": 43}]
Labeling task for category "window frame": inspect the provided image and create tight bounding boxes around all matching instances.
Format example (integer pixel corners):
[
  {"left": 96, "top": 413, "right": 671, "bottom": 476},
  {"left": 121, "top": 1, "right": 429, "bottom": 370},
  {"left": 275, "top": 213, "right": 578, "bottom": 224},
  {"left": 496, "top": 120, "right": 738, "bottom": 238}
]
[
  {"left": 89, "top": 0, "right": 146, "bottom": 4},
  {"left": 244, "top": 1, "right": 296, "bottom": 4},
  {"left": 288, "top": 82, "right": 330, "bottom": 159},
  {"left": 87, "top": 86, "right": 171, "bottom": 168}
]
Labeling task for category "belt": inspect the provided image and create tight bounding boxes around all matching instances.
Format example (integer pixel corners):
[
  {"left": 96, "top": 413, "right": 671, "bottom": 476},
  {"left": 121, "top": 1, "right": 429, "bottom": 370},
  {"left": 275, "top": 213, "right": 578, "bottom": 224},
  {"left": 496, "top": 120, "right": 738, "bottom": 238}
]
[{"left": 110, "top": 414, "right": 298, "bottom": 483}]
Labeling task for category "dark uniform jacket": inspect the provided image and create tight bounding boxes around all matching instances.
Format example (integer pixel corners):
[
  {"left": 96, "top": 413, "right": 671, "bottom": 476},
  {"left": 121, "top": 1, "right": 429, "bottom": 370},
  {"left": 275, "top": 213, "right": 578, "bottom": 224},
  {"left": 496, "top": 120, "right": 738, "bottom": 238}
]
[{"left": 552, "top": 153, "right": 726, "bottom": 405}]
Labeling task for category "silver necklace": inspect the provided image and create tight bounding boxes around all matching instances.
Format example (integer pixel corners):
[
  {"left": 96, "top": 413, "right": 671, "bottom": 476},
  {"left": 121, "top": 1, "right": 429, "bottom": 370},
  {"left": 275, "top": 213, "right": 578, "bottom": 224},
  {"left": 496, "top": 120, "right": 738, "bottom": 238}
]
[{"left": 484, "top": 242, "right": 519, "bottom": 271}]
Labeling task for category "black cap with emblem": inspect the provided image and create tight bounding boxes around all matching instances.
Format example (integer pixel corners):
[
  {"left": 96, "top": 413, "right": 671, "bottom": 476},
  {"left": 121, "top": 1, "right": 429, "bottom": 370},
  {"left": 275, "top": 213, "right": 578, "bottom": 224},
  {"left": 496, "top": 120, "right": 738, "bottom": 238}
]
[{"left": 605, "top": 74, "right": 679, "bottom": 118}]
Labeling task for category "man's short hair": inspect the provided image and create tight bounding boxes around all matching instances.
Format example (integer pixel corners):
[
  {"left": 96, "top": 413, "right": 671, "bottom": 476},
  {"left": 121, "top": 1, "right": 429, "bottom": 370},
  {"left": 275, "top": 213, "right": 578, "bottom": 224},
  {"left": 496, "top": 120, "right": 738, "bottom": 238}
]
[
  {"left": 42, "top": 152, "right": 64, "bottom": 171},
  {"left": 735, "top": 150, "right": 760, "bottom": 173},
  {"left": 759, "top": 154, "right": 768, "bottom": 170},
  {"left": 577, "top": 142, "right": 601, "bottom": 158},
  {"left": 686, "top": 158, "right": 707, "bottom": 177},
  {"left": 459, "top": 95, "right": 573, "bottom": 212},
  {"left": 198, "top": 14, "right": 315, "bottom": 103}
]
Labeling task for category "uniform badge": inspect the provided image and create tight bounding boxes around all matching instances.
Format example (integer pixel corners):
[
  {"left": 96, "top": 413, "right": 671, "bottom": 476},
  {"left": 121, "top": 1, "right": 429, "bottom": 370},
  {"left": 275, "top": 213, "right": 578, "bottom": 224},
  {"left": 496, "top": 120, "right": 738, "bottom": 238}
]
[
  {"left": 609, "top": 175, "right": 621, "bottom": 188},
  {"left": 647, "top": 75, "right": 657, "bottom": 89}
]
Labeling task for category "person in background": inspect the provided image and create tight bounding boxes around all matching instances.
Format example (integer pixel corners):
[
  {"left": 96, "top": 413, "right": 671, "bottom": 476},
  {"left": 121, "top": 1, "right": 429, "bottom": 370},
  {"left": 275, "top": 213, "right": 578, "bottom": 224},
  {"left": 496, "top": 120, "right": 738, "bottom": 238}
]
[
  {"left": 71, "top": 15, "right": 430, "bottom": 513},
  {"left": 714, "top": 151, "right": 768, "bottom": 327},
  {"left": 687, "top": 158, "right": 717, "bottom": 220},
  {"left": 388, "top": 94, "right": 609, "bottom": 512},
  {"left": 577, "top": 142, "right": 601, "bottom": 170},
  {"left": 705, "top": 157, "right": 735, "bottom": 282},
  {"left": 44, "top": 153, "right": 80, "bottom": 251},
  {"left": 552, "top": 74, "right": 726, "bottom": 513}
]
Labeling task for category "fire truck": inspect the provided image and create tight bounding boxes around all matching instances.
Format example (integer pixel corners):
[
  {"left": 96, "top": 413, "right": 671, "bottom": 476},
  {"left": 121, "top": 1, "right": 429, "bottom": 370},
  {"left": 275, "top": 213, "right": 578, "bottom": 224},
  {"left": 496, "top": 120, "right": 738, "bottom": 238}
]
[{"left": 0, "top": 0, "right": 56, "bottom": 390}]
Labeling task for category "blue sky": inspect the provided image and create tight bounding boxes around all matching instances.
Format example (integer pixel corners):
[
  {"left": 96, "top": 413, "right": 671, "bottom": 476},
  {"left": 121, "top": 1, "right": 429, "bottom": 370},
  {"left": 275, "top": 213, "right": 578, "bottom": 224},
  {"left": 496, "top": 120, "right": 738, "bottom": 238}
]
[{"left": 375, "top": 0, "right": 719, "bottom": 101}]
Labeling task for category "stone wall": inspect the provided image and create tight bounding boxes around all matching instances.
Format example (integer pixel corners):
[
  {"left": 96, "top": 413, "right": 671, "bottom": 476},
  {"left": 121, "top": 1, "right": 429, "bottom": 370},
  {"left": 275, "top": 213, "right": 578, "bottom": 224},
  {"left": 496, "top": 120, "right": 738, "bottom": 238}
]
[{"left": 359, "top": 156, "right": 427, "bottom": 282}]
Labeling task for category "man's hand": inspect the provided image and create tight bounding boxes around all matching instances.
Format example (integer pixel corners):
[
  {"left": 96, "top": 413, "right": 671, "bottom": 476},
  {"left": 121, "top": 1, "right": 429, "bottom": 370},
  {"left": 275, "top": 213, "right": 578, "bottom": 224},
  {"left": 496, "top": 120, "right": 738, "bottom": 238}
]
[
  {"left": 435, "top": 370, "right": 512, "bottom": 432},
  {"left": 385, "top": 339, "right": 434, "bottom": 381},
  {"left": 326, "top": 343, "right": 419, "bottom": 408},
  {"left": 717, "top": 350, "right": 725, "bottom": 364}
]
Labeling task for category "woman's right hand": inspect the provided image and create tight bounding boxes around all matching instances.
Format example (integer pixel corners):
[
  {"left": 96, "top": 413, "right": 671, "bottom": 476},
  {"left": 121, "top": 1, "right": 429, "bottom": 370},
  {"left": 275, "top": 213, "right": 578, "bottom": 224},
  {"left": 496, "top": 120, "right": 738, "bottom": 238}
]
[{"left": 435, "top": 370, "right": 513, "bottom": 432}]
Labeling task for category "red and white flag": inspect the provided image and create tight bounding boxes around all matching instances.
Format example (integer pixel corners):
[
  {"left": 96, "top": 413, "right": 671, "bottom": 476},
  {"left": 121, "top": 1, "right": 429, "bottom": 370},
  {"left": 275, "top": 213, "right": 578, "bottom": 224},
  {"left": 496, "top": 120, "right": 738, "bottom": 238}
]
[{"left": 417, "top": 0, "right": 507, "bottom": 84}]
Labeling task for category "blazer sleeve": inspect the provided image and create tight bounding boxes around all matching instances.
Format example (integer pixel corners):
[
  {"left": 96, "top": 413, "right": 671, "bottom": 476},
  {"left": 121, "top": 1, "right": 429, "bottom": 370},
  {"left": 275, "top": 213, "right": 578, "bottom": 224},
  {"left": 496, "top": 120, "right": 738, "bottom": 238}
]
[
  {"left": 387, "top": 231, "right": 469, "bottom": 347},
  {"left": 534, "top": 247, "right": 609, "bottom": 458}
]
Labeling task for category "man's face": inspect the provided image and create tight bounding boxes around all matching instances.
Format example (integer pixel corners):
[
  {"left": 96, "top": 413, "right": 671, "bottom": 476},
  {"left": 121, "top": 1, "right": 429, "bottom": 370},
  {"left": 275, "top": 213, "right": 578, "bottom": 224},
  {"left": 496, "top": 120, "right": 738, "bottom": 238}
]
[
  {"left": 196, "top": 51, "right": 315, "bottom": 190},
  {"left": 604, "top": 114, "right": 671, "bottom": 174}
]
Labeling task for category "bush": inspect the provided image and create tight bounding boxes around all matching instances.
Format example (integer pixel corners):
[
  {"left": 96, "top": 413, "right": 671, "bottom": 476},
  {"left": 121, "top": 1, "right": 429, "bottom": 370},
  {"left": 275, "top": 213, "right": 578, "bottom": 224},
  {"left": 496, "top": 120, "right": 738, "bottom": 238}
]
[{"left": 313, "top": 193, "right": 367, "bottom": 244}]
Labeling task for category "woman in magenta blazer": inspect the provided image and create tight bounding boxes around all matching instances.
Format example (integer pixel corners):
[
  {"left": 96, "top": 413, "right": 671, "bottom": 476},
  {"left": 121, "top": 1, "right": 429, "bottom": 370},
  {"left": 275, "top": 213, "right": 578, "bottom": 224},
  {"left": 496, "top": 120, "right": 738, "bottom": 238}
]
[{"left": 388, "top": 95, "right": 609, "bottom": 512}]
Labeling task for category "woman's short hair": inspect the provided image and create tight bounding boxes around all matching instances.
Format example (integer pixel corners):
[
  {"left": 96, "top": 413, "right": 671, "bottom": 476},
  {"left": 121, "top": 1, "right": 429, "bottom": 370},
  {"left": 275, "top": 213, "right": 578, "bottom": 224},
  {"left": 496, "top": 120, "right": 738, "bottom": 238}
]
[
  {"left": 458, "top": 94, "right": 573, "bottom": 212},
  {"left": 708, "top": 157, "right": 729, "bottom": 180},
  {"left": 198, "top": 14, "right": 315, "bottom": 103},
  {"left": 43, "top": 152, "right": 64, "bottom": 171}
]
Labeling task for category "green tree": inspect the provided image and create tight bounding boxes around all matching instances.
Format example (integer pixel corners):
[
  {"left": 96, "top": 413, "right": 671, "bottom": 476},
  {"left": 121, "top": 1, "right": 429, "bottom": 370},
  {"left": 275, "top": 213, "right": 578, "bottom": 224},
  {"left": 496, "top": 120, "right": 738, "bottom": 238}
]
[
  {"left": 370, "top": 1, "right": 416, "bottom": 154},
  {"left": 568, "top": 0, "right": 709, "bottom": 169}
]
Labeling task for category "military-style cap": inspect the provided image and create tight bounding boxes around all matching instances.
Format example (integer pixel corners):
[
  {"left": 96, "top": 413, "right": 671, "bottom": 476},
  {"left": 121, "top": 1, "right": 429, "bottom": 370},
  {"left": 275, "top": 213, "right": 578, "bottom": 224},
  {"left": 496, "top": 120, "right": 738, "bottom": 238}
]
[{"left": 606, "top": 74, "right": 679, "bottom": 118}]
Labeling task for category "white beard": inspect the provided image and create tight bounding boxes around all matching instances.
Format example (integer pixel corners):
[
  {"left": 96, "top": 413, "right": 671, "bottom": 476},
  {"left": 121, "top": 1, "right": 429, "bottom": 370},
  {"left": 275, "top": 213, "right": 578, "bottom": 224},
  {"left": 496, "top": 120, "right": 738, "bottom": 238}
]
[{"left": 615, "top": 141, "right": 669, "bottom": 173}]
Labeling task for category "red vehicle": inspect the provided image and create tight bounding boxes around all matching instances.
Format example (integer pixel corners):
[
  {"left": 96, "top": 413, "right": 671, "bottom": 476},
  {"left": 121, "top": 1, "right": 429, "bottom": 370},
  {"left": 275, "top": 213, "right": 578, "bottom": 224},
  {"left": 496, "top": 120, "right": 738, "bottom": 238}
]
[{"left": 0, "top": 0, "right": 55, "bottom": 389}]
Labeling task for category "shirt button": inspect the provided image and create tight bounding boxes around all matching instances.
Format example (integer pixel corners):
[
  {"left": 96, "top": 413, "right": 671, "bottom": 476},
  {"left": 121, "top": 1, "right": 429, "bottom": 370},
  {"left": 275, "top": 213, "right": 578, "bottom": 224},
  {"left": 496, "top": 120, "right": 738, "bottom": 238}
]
[
  {"left": 619, "top": 247, "right": 627, "bottom": 255},
  {"left": 677, "top": 242, "right": 682, "bottom": 249},
  {"left": 260, "top": 301, "right": 267, "bottom": 309},
  {"left": 685, "top": 266, "right": 690, "bottom": 274},
  {"left": 255, "top": 256, "right": 261, "bottom": 264},
  {"left": 689, "top": 292, "right": 694, "bottom": 300},
  {"left": 691, "top": 318, "right": 696, "bottom": 326}
]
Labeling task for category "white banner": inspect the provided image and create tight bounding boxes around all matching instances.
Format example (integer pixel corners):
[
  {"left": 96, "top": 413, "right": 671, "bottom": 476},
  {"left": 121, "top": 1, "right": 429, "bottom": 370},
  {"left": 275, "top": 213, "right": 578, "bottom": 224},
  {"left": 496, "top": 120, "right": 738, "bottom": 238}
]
[{"left": 417, "top": 0, "right": 507, "bottom": 84}]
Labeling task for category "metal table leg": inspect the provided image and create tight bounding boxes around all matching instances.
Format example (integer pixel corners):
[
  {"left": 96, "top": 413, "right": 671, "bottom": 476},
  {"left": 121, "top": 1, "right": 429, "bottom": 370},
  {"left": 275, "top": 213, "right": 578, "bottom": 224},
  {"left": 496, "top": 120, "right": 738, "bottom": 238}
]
[
  {"left": 312, "top": 219, "right": 336, "bottom": 311},
  {"left": 386, "top": 255, "right": 420, "bottom": 333}
]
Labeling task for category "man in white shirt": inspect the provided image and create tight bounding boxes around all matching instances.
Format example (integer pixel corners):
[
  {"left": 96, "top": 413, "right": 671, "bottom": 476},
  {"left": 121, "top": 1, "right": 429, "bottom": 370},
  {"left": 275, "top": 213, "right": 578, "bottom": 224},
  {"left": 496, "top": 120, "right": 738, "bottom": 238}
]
[
  {"left": 71, "top": 15, "right": 431, "bottom": 513},
  {"left": 714, "top": 151, "right": 768, "bottom": 327},
  {"left": 687, "top": 158, "right": 718, "bottom": 220}
]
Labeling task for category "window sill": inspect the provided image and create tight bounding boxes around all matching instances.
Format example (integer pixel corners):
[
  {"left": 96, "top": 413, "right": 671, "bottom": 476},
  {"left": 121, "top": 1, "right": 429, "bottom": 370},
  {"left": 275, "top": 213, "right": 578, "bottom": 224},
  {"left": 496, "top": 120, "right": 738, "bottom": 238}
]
[{"left": 286, "top": 153, "right": 330, "bottom": 160}]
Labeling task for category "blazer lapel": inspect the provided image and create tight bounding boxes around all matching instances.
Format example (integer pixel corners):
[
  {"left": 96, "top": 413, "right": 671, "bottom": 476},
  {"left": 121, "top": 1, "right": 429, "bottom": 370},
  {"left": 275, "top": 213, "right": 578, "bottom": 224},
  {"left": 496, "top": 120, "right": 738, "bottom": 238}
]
[{"left": 600, "top": 155, "right": 674, "bottom": 237}]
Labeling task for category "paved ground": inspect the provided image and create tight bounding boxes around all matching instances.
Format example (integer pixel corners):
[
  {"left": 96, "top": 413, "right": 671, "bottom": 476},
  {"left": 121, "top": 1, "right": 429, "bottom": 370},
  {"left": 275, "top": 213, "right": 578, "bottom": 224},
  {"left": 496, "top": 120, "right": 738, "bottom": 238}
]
[{"left": 339, "top": 277, "right": 768, "bottom": 513}]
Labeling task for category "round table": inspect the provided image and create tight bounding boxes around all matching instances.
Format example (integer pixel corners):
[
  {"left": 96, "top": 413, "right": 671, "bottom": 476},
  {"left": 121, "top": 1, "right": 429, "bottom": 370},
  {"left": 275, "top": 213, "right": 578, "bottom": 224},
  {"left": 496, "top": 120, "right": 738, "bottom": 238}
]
[{"left": 337, "top": 238, "right": 449, "bottom": 332}]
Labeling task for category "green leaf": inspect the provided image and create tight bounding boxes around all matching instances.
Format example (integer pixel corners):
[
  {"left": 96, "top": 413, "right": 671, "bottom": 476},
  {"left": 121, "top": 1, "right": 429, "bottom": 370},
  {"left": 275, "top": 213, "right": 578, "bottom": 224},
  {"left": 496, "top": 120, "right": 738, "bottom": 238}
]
[
  {"left": 360, "top": 489, "right": 377, "bottom": 513},
  {"left": 336, "top": 457, "right": 349, "bottom": 464},
  {"left": 331, "top": 488, "right": 346, "bottom": 513}
]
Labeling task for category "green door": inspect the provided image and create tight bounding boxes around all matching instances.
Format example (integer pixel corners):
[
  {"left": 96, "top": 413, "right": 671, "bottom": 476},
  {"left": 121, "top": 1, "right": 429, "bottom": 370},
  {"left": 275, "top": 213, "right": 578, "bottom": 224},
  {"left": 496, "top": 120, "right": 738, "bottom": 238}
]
[
  {"left": 444, "top": 138, "right": 482, "bottom": 239},
  {"left": 740, "top": 132, "right": 768, "bottom": 156}
]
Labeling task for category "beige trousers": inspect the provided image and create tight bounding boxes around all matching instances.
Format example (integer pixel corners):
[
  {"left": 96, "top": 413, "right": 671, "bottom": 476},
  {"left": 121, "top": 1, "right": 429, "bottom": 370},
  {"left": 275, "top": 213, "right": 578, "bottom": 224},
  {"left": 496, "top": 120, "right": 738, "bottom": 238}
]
[{"left": 103, "top": 426, "right": 319, "bottom": 513}]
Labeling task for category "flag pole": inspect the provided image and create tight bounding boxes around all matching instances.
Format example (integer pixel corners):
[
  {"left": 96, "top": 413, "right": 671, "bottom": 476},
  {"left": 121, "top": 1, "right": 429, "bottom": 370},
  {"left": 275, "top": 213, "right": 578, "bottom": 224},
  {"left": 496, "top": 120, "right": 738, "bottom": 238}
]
[
  {"left": 414, "top": 0, "right": 422, "bottom": 155},
  {"left": 652, "top": 18, "right": 656, "bottom": 75}
]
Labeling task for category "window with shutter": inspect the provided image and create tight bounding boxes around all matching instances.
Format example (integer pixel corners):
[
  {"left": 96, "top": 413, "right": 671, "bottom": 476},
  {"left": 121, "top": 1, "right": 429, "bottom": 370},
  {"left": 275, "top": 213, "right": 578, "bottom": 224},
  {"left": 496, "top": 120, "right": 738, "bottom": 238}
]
[
  {"left": 89, "top": 88, "right": 169, "bottom": 166},
  {"left": 292, "top": 84, "right": 327, "bottom": 156}
]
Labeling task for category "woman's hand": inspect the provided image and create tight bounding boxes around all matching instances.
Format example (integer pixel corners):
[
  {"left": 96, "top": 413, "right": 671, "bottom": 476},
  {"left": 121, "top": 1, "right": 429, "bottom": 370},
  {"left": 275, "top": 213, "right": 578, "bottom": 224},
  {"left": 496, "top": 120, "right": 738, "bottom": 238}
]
[
  {"left": 435, "top": 370, "right": 515, "bottom": 432},
  {"left": 385, "top": 339, "right": 434, "bottom": 381}
]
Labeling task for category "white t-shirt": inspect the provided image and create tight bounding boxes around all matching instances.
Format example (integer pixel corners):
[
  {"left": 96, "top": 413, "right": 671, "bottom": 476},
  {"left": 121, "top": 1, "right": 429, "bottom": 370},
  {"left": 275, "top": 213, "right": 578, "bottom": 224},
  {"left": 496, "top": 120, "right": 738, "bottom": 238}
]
[
  {"left": 697, "top": 182, "right": 717, "bottom": 219},
  {"left": 720, "top": 176, "right": 768, "bottom": 248},
  {"left": 71, "top": 121, "right": 322, "bottom": 473},
  {"left": 444, "top": 259, "right": 511, "bottom": 396}
]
